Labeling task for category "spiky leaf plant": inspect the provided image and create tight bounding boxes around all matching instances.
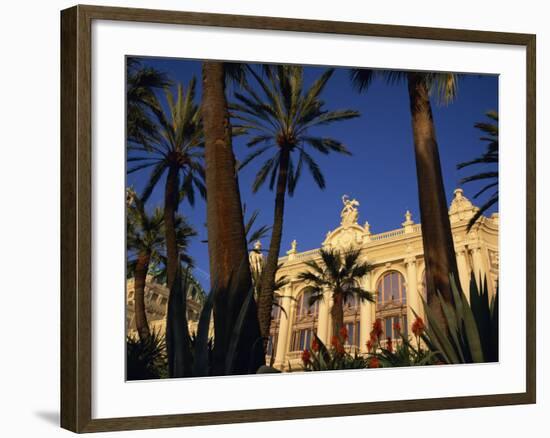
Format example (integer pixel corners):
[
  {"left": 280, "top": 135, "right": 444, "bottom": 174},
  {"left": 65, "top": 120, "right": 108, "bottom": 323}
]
[
  {"left": 126, "top": 330, "right": 167, "bottom": 380},
  {"left": 191, "top": 282, "right": 265, "bottom": 376},
  {"left": 418, "top": 274, "right": 498, "bottom": 364}
]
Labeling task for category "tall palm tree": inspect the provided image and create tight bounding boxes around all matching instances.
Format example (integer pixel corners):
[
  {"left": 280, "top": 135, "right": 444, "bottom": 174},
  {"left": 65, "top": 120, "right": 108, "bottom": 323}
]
[
  {"left": 458, "top": 111, "right": 499, "bottom": 230},
  {"left": 201, "top": 61, "right": 264, "bottom": 375},
  {"left": 127, "top": 79, "right": 204, "bottom": 377},
  {"left": 126, "top": 58, "right": 171, "bottom": 147},
  {"left": 232, "top": 65, "right": 360, "bottom": 343},
  {"left": 297, "top": 248, "right": 374, "bottom": 338},
  {"left": 351, "top": 69, "right": 461, "bottom": 326},
  {"left": 126, "top": 189, "right": 196, "bottom": 342}
]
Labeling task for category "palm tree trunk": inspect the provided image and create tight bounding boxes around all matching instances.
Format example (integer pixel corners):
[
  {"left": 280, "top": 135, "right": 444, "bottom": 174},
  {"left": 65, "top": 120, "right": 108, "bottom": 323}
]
[
  {"left": 133, "top": 251, "right": 151, "bottom": 341},
  {"left": 164, "top": 164, "right": 192, "bottom": 377},
  {"left": 258, "top": 149, "right": 290, "bottom": 345},
  {"left": 164, "top": 164, "right": 180, "bottom": 289},
  {"left": 407, "top": 73, "right": 460, "bottom": 326},
  {"left": 331, "top": 293, "right": 344, "bottom": 338},
  {"left": 166, "top": 266, "right": 193, "bottom": 377},
  {"left": 202, "top": 61, "right": 264, "bottom": 375}
]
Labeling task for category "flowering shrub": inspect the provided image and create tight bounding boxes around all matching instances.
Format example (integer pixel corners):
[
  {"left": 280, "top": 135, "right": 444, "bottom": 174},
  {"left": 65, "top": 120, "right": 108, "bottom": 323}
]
[
  {"left": 300, "top": 330, "right": 368, "bottom": 371},
  {"left": 412, "top": 316, "right": 426, "bottom": 338},
  {"left": 368, "top": 356, "right": 380, "bottom": 368},
  {"left": 364, "top": 317, "right": 437, "bottom": 368}
]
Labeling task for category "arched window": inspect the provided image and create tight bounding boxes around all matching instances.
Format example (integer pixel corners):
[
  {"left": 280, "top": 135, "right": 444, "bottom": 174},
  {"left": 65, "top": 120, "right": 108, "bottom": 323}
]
[
  {"left": 343, "top": 294, "right": 360, "bottom": 348},
  {"left": 290, "top": 289, "right": 319, "bottom": 351},
  {"left": 375, "top": 271, "right": 408, "bottom": 345},
  {"left": 295, "top": 289, "right": 319, "bottom": 318},
  {"left": 377, "top": 271, "right": 407, "bottom": 307}
]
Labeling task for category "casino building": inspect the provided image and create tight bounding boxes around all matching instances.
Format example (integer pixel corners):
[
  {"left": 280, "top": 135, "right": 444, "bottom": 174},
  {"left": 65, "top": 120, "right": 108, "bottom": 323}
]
[{"left": 126, "top": 188, "right": 499, "bottom": 371}]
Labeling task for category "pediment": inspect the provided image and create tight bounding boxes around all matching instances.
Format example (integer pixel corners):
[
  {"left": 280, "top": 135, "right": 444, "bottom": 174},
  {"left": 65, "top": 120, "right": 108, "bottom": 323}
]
[{"left": 322, "top": 224, "right": 365, "bottom": 249}]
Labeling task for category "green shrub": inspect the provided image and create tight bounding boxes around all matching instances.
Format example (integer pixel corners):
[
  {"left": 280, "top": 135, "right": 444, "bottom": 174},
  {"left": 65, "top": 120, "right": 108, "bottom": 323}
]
[{"left": 363, "top": 318, "right": 437, "bottom": 368}]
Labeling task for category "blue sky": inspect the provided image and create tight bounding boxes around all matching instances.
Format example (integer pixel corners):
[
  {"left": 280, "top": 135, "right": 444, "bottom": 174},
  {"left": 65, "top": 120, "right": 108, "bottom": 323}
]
[{"left": 127, "top": 58, "right": 498, "bottom": 289}]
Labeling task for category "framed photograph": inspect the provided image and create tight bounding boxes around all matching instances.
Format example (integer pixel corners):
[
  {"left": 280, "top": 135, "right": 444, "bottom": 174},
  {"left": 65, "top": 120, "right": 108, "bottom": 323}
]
[{"left": 60, "top": 4, "right": 536, "bottom": 433}]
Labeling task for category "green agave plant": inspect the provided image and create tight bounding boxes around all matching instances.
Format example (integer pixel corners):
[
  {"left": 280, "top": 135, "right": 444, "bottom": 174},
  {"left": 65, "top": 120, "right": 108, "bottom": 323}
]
[
  {"left": 126, "top": 329, "right": 168, "bottom": 380},
  {"left": 418, "top": 273, "right": 498, "bottom": 364},
  {"left": 192, "top": 281, "right": 267, "bottom": 377}
]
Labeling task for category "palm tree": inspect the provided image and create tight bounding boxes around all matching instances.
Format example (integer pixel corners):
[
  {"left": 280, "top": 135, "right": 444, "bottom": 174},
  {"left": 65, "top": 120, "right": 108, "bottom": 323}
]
[
  {"left": 126, "top": 189, "right": 196, "bottom": 342},
  {"left": 351, "top": 69, "right": 462, "bottom": 326},
  {"left": 233, "top": 65, "right": 360, "bottom": 344},
  {"left": 126, "top": 58, "right": 171, "bottom": 147},
  {"left": 297, "top": 248, "right": 374, "bottom": 338},
  {"left": 149, "top": 263, "right": 207, "bottom": 308},
  {"left": 457, "top": 111, "right": 499, "bottom": 230},
  {"left": 201, "top": 61, "right": 265, "bottom": 375},
  {"left": 127, "top": 79, "right": 204, "bottom": 377},
  {"left": 128, "top": 79, "right": 204, "bottom": 284}
]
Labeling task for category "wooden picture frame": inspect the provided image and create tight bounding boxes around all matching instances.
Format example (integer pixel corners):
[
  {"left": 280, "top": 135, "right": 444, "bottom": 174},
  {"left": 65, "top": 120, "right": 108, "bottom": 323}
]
[{"left": 60, "top": 4, "right": 536, "bottom": 433}]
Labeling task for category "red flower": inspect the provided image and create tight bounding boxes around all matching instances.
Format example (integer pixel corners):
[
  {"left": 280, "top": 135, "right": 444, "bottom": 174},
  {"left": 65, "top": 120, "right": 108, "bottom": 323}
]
[
  {"left": 311, "top": 337, "right": 319, "bottom": 352},
  {"left": 386, "top": 337, "right": 393, "bottom": 353},
  {"left": 366, "top": 339, "right": 374, "bottom": 352},
  {"left": 368, "top": 357, "right": 380, "bottom": 368},
  {"left": 372, "top": 318, "right": 383, "bottom": 339},
  {"left": 393, "top": 321, "right": 401, "bottom": 335},
  {"left": 339, "top": 325, "right": 348, "bottom": 341},
  {"left": 412, "top": 316, "right": 426, "bottom": 337},
  {"left": 369, "top": 330, "right": 378, "bottom": 343},
  {"left": 331, "top": 335, "right": 345, "bottom": 354},
  {"left": 301, "top": 349, "right": 311, "bottom": 364}
]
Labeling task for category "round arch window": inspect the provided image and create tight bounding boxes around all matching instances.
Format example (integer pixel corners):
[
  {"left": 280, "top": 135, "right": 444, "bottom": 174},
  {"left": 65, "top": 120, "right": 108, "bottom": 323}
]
[
  {"left": 376, "top": 271, "right": 407, "bottom": 306},
  {"left": 295, "top": 289, "right": 319, "bottom": 318}
]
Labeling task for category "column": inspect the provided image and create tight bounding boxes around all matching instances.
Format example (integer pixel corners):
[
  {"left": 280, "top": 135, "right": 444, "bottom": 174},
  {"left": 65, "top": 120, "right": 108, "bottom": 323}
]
[
  {"left": 405, "top": 257, "right": 421, "bottom": 338},
  {"left": 316, "top": 288, "right": 330, "bottom": 344},
  {"left": 274, "top": 285, "right": 292, "bottom": 367},
  {"left": 359, "top": 273, "right": 374, "bottom": 353},
  {"left": 456, "top": 248, "right": 470, "bottom": 300},
  {"left": 471, "top": 246, "right": 486, "bottom": 286}
]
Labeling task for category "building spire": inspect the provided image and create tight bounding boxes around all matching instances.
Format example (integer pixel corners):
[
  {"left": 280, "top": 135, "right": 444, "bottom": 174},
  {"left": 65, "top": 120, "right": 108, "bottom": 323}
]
[
  {"left": 286, "top": 239, "right": 298, "bottom": 261},
  {"left": 402, "top": 209, "right": 415, "bottom": 233}
]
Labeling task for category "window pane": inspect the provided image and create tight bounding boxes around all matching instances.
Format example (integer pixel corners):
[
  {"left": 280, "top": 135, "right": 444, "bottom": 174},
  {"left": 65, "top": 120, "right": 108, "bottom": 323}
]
[{"left": 384, "top": 275, "right": 391, "bottom": 301}]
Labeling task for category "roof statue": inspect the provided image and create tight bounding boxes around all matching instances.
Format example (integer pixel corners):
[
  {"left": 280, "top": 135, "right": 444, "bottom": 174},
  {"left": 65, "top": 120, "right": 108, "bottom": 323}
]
[
  {"left": 249, "top": 240, "right": 263, "bottom": 273},
  {"left": 340, "top": 194, "right": 360, "bottom": 227}
]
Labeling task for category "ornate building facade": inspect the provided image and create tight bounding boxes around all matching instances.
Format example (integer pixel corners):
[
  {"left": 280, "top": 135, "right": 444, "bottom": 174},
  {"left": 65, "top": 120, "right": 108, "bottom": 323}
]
[
  {"left": 126, "top": 188, "right": 498, "bottom": 372},
  {"left": 259, "top": 189, "right": 498, "bottom": 370}
]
